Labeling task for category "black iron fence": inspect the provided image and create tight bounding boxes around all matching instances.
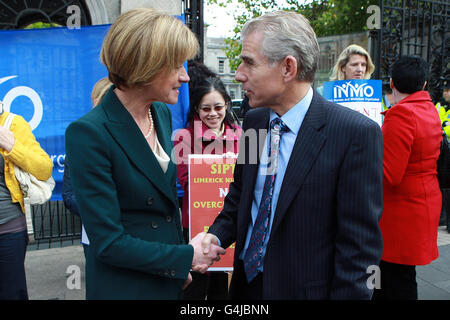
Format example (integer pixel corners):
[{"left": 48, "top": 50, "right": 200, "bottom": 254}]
[
  {"left": 0, "top": 0, "right": 91, "bottom": 29},
  {"left": 371, "top": 0, "right": 449, "bottom": 101},
  {"left": 29, "top": 201, "right": 81, "bottom": 249}
]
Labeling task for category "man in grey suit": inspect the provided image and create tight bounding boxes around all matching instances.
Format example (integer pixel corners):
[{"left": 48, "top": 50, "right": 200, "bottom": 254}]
[{"left": 201, "top": 11, "right": 384, "bottom": 299}]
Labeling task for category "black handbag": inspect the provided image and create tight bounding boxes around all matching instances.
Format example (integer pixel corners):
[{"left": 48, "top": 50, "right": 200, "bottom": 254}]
[{"left": 437, "top": 132, "right": 450, "bottom": 189}]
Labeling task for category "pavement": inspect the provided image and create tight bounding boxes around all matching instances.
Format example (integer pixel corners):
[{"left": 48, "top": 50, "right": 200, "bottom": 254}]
[
  {"left": 24, "top": 227, "right": 450, "bottom": 300},
  {"left": 25, "top": 243, "right": 86, "bottom": 300}
]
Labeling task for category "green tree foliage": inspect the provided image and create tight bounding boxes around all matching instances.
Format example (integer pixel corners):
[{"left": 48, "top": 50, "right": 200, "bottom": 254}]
[
  {"left": 24, "top": 22, "right": 62, "bottom": 29},
  {"left": 208, "top": 0, "right": 378, "bottom": 71}
]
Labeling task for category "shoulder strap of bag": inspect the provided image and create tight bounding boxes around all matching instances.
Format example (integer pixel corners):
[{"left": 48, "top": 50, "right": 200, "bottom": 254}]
[{"left": 3, "top": 112, "right": 15, "bottom": 130}]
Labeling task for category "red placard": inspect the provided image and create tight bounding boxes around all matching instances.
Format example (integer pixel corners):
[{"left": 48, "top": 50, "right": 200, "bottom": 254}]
[{"left": 189, "top": 154, "right": 236, "bottom": 271}]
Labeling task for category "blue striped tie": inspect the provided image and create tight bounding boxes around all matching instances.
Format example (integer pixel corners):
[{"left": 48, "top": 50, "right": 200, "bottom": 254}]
[{"left": 243, "top": 118, "right": 289, "bottom": 283}]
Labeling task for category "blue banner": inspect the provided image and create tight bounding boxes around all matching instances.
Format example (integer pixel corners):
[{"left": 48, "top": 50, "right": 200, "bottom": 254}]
[
  {"left": 323, "top": 79, "right": 382, "bottom": 103},
  {"left": 323, "top": 79, "right": 383, "bottom": 126},
  {"left": 0, "top": 21, "right": 190, "bottom": 201}
]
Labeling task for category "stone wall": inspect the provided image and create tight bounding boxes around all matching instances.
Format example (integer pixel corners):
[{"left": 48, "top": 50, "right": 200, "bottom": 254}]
[{"left": 86, "top": 0, "right": 182, "bottom": 25}]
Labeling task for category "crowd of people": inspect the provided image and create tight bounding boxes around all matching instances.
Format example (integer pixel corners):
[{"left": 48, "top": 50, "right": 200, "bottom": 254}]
[{"left": 0, "top": 6, "right": 449, "bottom": 301}]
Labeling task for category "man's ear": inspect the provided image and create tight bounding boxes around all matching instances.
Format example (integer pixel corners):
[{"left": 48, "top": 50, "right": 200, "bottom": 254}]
[
  {"left": 390, "top": 78, "right": 395, "bottom": 90},
  {"left": 282, "top": 56, "right": 298, "bottom": 81}
]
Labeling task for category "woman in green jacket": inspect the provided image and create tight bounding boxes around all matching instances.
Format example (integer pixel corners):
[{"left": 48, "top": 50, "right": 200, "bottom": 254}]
[{"left": 65, "top": 8, "right": 225, "bottom": 300}]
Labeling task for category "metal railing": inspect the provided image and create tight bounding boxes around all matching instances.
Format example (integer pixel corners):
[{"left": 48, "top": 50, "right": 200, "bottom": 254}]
[
  {"left": 29, "top": 201, "right": 81, "bottom": 250},
  {"left": 370, "top": 0, "right": 449, "bottom": 100}
]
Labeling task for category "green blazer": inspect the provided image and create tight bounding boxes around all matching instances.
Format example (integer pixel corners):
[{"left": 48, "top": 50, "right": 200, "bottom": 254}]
[{"left": 65, "top": 86, "right": 193, "bottom": 300}]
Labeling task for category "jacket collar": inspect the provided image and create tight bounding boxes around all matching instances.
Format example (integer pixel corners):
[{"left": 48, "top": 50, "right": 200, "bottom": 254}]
[
  {"left": 381, "top": 90, "right": 432, "bottom": 116},
  {"left": 270, "top": 89, "right": 327, "bottom": 236},
  {"left": 101, "top": 86, "right": 178, "bottom": 207}
]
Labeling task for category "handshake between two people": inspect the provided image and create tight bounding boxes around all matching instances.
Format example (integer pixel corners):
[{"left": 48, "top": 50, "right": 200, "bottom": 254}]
[
  {"left": 183, "top": 232, "right": 225, "bottom": 290},
  {"left": 189, "top": 232, "right": 226, "bottom": 273}
]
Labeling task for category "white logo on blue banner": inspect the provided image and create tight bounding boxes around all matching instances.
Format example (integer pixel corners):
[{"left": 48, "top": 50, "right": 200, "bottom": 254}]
[
  {"left": 0, "top": 20, "right": 190, "bottom": 201},
  {"left": 0, "top": 75, "right": 43, "bottom": 130},
  {"left": 323, "top": 79, "right": 383, "bottom": 126}
]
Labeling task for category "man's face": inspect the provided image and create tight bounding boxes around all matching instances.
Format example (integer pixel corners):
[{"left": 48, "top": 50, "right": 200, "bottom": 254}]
[
  {"left": 444, "top": 89, "right": 450, "bottom": 104},
  {"left": 234, "top": 31, "right": 284, "bottom": 109}
]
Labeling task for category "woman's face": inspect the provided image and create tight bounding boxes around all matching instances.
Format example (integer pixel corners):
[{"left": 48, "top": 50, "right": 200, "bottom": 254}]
[
  {"left": 197, "top": 90, "right": 227, "bottom": 132},
  {"left": 341, "top": 54, "right": 367, "bottom": 80},
  {"left": 146, "top": 65, "right": 190, "bottom": 105}
]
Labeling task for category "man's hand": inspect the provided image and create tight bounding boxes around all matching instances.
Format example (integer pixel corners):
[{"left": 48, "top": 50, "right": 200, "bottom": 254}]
[
  {"left": 201, "top": 232, "right": 220, "bottom": 254},
  {"left": 190, "top": 232, "right": 225, "bottom": 273}
]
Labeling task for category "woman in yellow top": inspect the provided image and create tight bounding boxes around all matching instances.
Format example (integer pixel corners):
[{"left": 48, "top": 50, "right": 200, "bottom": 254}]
[{"left": 0, "top": 108, "right": 53, "bottom": 300}]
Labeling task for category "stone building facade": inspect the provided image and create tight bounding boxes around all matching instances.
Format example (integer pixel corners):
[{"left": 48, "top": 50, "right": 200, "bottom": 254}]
[
  {"left": 84, "top": 0, "right": 182, "bottom": 24},
  {"left": 204, "top": 37, "right": 243, "bottom": 100}
]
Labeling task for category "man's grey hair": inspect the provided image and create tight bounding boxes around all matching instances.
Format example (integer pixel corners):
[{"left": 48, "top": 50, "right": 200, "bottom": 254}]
[{"left": 241, "top": 10, "right": 319, "bottom": 83}]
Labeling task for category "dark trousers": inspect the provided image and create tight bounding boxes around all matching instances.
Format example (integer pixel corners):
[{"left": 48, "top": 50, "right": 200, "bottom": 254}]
[
  {"left": 228, "top": 259, "right": 263, "bottom": 300},
  {"left": 0, "top": 230, "right": 29, "bottom": 300},
  {"left": 372, "top": 260, "right": 417, "bottom": 300},
  {"left": 442, "top": 189, "right": 450, "bottom": 230},
  {"left": 183, "top": 271, "right": 229, "bottom": 300}
]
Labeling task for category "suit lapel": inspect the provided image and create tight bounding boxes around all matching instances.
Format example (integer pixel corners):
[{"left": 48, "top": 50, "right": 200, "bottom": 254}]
[
  {"left": 270, "top": 93, "right": 327, "bottom": 237},
  {"left": 102, "top": 88, "right": 177, "bottom": 206},
  {"left": 237, "top": 109, "right": 270, "bottom": 246}
]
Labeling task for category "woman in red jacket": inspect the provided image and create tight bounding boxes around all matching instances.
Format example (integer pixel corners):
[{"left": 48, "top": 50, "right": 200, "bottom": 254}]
[
  {"left": 374, "top": 56, "right": 442, "bottom": 300},
  {"left": 173, "top": 76, "right": 241, "bottom": 299}
]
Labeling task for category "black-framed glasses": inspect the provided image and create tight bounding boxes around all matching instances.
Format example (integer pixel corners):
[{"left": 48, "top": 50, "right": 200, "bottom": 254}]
[{"left": 198, "top": 104, "right": 227, "bottom": 113}]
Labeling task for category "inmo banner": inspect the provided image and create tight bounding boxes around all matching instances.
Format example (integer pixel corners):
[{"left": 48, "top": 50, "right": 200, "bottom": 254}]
[
  {"left": 323, "top": 79, "right": 383, "bottom": 126},
  {"left": 0, "top": 21, "right": 190, "bottom": 201}
]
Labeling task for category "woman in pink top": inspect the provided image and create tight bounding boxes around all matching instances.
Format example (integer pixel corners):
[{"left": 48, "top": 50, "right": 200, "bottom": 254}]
[{"left": 174, "top": 76, "right": 241, "bottom": 300}]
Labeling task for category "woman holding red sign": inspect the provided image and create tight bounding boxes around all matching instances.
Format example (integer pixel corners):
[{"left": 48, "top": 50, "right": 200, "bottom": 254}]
[{"left": 174, "top": 75, "right": 242, "bottom": 299}]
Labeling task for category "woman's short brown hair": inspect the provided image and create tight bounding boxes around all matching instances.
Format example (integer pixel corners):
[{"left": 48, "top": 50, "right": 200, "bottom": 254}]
[{"left": 101, "top": 7, "right": 199, "bottom": 89}]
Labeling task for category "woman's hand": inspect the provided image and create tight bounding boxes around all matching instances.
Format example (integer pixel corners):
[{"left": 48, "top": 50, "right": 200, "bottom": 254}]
[
  {"left": 190, "top": 232, "right": 226, "bottom": 273},
  {"left": 0, "top": 125, "right": 15, "bottom": 152}
]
